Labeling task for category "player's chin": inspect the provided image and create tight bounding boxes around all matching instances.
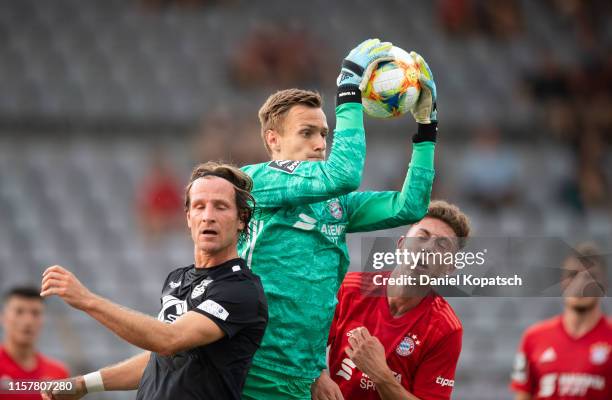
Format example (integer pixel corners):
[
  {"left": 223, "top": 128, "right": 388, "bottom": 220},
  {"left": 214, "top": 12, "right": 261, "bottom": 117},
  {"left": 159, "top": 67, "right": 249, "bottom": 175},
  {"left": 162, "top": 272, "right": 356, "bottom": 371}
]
[
  {"left": 565, "top": 296, "right": 599, "bottom": 309},
  {"left": 197, "top": 239, "right": 221, "bottom": 252}
]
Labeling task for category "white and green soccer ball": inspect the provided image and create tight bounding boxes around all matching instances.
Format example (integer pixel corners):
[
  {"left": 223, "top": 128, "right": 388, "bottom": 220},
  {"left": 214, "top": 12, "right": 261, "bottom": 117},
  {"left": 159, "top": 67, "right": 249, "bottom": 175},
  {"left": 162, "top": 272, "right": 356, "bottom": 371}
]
[{"left": 362, "top": 46, "right": 421, "bottom": 118}]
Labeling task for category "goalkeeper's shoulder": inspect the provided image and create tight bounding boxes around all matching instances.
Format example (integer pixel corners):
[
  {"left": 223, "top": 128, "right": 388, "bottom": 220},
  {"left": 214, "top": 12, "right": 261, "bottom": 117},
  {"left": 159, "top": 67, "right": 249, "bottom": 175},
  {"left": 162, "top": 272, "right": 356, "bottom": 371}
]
[
  {"left": 241, "top": 161, "right": 304, "bottom": 177},
  {"left": 240, "top": 162, "right": 266, "bottom": 177}
]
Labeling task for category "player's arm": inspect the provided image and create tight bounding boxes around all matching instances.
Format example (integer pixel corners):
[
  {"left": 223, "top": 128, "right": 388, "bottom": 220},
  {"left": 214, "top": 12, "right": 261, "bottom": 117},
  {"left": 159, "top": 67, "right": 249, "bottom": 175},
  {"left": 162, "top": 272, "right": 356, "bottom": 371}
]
[
  {"left": 98, "top": 352, "right": 150, "bottom": 391},
  {"left": 345, "top": 140, "right": 434, "bottom": 233},
  {"left": 40, "top": 266, "right": 225, "bottom": 356},
  {"left": 345, "top": 327, "right": 421, "bottom": 400},
  {"left": 409, "top": 328, "right": 462, "bottom": 400},
  {"left": 42, "top": 352, "right": 150, "bottom": 399},
  {"left": 510, "top": 332, "right": 535, "bottom": 398},
  {"left": 244, "top": 39, "right": 393, "bottom": 208},
  {"left": 345, "top": 51, "right": 438, "bottom": 233}
]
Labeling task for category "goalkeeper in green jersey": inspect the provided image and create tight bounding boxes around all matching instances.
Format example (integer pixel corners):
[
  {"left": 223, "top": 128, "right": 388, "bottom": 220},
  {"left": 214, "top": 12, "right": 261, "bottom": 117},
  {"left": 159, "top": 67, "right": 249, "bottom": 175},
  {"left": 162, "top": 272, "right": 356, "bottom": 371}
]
[{"left": 238, "top": 39, "right": 439, "bottom": 400}]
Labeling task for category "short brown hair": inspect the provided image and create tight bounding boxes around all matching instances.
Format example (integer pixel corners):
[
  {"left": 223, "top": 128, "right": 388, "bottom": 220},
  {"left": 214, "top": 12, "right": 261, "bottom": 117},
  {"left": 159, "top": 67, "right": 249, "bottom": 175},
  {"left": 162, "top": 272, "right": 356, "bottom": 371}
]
[
  {"left": 258, "top": 88, "right": 323, "bottom": 154},
  {"left": 3, "top": 286, "right": 43, "bottom": 303},
  {"left": 427, "top": 200, "right": 471, "bottom": 249},
  {"left": 184, "top": 162, "right": 255, "bottom": 242},
  {"left": 568, "top": 242, "right": 606, "bottom": 272}
]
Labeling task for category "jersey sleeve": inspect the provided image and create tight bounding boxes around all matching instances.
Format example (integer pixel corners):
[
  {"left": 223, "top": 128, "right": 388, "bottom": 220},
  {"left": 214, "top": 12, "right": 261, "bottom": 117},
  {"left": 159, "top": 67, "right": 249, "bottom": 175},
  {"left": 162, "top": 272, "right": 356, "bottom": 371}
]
[
  {"left": 191, "top": 280, "right": 262, "bottom": 339},
  {"left": 242, "top": 102, "right": 365, "bottom": 208},
  {"left": 510, "top": 331, "right": 535, "bottom": 395},
  {"left": 411, "top": 329, "right": 462, "bottom": 400},
  {"left": 345, "top": 142, "right": 435, "bottom": 233}
]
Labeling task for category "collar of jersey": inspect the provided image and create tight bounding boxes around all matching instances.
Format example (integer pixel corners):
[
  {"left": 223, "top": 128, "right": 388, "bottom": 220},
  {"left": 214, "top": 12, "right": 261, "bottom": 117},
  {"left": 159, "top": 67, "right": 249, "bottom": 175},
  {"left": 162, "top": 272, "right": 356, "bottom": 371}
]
[{"left": 191, "top": 257, "right": 245, "bottom": 278}]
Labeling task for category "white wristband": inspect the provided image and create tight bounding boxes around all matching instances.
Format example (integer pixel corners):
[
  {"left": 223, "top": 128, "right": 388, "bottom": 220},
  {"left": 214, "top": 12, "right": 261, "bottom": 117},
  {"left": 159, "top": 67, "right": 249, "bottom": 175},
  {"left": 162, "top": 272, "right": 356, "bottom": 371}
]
[{"left": 83, "top": 371, "right": 105, "bottom": 393}]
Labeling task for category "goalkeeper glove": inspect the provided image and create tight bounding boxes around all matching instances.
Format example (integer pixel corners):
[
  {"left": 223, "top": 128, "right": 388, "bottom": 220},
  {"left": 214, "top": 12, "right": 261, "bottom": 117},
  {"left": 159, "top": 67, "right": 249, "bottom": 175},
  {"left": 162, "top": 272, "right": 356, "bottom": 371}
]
[
  {"left": 336, "top": 39, "right": 393, "bottom": 89},
  {"left": 409, "top": 51, "right": 437, "bottom": 125}
]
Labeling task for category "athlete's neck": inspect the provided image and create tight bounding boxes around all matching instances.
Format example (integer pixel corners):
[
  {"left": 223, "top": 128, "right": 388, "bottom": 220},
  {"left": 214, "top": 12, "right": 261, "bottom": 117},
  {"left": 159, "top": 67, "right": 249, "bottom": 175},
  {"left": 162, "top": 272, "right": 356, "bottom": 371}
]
[
  {"left": 3, "top": 339, "right": 37, "bottom": 370},
  {"left": 194, "top": 246, "right": 239, "bottom": 269},
  {"left": 562, "top": 303, "right": 603, "bottom": 339},
  {"left": 386, "top": 268, "right": 432, "bottom": 317},
  {"left": 387, "top": 294, "right": 426, "bottom": 318}
]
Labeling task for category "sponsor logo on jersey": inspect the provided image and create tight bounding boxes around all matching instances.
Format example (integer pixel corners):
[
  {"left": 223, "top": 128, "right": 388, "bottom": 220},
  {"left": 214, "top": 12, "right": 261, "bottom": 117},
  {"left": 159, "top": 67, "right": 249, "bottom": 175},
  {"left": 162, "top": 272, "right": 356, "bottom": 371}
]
[
  {"left": 292, "top": 212, "right": 346, "bottom": 243},
  {"left": 538, "top": 372, "right": 605, "bottom": 397},
  {"left": 158, "top": 295, "right": 188, "bottom": 323},
  {"left": 328, "top": 199, "right": 343, "bottom": 220},
  {"left": 197, "top": 299, "right": 229, "bottom": 321},
  {"left": 539, "top": 347, "right": 557, "bottom": 363},
  {"left": 590, "top": 343, "right": 611, "bottom": 365},
  {"left": 168, "top": 280, "right": 181, "bottom": 289},
  {"left": 396, "top": 334, "right": 420, "bottom": 357},
  {"left": 191, "top": 279, "right": 213, "bottom": 299},
  {"left": 360, "top": 371, "right": 402, "bottom": 391},
  {"left": 292, "top": 213, "right": 317, "bottom": 231},
  {"left": 334, "top": 355, "right": 403, "bottom": 391},
  {"left": 436, "top": 376, "right": 455, "bottom": 387},
  {"left": 268, "top": 160, "right": 301, "bottom": 174},
  {"left": 336, "top": 357, "right": 356, "bottom": 381},
  {"left": 320, "top": 223, "right": 345, "bottom": 240}
]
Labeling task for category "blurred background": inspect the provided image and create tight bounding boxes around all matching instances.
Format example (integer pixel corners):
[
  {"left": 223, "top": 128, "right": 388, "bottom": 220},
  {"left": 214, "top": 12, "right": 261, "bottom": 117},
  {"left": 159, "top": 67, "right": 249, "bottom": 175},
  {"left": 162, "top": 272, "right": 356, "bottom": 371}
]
[{"left": 0, "top": 0, "right": 610, "bottom": 398}]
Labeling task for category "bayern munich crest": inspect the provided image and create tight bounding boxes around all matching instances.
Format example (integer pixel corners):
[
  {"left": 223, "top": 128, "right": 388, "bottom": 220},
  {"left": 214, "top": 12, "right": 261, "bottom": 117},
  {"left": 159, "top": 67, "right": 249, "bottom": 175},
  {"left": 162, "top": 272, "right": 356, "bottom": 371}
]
[
  {"left": 396, "top": 334, "right": 420, "bottom": 357},
  {"left": 328, "top": 200, "right": 343, "bottom": 220},
  {"left": 590, "top": 343, "right": 611, "bottom": 365}
]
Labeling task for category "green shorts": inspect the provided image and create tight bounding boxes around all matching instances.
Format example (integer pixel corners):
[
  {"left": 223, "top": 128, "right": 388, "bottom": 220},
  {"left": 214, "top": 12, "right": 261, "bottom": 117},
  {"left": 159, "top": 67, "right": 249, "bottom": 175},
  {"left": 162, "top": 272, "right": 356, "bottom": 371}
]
[{"left": 242, "top": 365, "right": 314, "bottom": 400}]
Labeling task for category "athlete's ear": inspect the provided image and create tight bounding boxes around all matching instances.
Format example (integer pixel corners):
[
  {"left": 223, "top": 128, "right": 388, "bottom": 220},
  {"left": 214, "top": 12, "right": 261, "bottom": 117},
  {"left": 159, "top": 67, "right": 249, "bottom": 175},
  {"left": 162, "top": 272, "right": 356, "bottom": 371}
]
[
  {"left": 265, "top": 129, "right": 281, "bottom": 154},
  {"left": 237, "top": 211, "right": 246, "bottom": 233},
  {"left": 397, "top": 235, "right": 405, "bottom": 249},
  {"left": 186, "top": 209, "right": 192, "bottom": 229}
]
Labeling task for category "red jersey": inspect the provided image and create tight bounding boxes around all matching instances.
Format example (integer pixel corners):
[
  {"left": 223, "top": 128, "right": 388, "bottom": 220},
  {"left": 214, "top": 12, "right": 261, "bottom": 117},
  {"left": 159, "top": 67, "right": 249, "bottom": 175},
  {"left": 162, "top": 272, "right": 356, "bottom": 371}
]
[
  {"left": 327, "top": 272, "right": 462, "bottom": 400},
  {"left": 0, "top": 346, "right": 69, "bottom": 400},
  {"left": 510, "top": 315, "right": 612, "bottom": 399}
]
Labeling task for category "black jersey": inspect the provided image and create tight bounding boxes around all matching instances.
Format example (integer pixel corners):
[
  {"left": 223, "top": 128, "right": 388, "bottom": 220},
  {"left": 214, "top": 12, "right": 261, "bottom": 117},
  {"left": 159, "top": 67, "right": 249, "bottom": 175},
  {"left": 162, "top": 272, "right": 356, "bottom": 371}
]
[{"left": 136, "top": 258, "right": 268, "bottom": 400}]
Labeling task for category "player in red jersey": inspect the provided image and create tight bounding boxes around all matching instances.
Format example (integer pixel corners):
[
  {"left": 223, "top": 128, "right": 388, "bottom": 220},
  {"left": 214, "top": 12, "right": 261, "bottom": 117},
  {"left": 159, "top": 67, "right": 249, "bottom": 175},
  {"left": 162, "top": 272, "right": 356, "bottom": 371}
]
[
  {"left": 0, "top": 287, "right": 69, "bottom": 400},
  {"left": 312, "top": 200, "right": 471, "bottom": 400},
  {"left": 511, "top": 242, "right": 612, "bottom": 400}
]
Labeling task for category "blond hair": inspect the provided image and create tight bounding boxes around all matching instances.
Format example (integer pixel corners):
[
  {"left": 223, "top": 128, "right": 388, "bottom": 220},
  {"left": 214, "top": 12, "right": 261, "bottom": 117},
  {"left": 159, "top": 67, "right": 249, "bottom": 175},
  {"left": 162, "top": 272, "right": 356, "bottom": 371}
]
[{"left": 258, "top": 89, "right": 323, "bottom": 154}]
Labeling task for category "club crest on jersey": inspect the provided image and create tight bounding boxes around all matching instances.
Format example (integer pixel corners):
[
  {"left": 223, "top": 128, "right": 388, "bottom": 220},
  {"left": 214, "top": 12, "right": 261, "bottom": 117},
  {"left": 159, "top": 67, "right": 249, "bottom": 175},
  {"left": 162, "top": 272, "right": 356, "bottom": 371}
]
[
  {"left": 396, "top": 334, "right": 420, "bottom": 357},
  {"left": 328, "top": 199, "right": 343, "bottom": 220},
  {"left": 158, "top": 295, "right": 188, "bottom": 323},
  {"left": 590, "top": 343, "right": 611, "bottom": 365},
  {"left": 268, "top": 160, "right": 301, "bottom": 174},
  {"left": 191, "top": 279, "right": 213, "bottom": 299}
]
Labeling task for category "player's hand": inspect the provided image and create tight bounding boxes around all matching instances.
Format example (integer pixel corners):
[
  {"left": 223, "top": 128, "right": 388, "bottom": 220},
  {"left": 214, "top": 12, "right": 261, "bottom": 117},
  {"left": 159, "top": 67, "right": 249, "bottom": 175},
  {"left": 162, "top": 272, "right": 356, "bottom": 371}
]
[
  {"left": 41, "top": 266, "right": 95, "bottom": 311},
  {"left": 41, "top": 376, "right": 87, "bottom": 400},
  {"left": 409, "top": 51, "right": 437, "bottom": 124},
  {"left": 345, "top": 327, "right": 392, "bottom": 384},
  {"left": 311, "top": 370, "right": 344, "bottom": 400},
  {"left": 337, "top": 39, "right": 393, "bottom": 89}
]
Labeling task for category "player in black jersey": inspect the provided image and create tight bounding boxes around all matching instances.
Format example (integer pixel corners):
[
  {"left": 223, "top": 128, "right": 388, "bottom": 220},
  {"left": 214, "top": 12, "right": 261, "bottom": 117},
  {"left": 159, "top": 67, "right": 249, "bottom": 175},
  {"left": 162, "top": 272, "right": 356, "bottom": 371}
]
[{"left": 40, "top": 162, "right": 268, "bottom": 400}]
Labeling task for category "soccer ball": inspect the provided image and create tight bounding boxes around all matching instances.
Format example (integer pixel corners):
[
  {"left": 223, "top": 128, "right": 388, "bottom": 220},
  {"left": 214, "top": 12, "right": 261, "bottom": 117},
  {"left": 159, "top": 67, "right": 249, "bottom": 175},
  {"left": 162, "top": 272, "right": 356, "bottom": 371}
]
[{"left": 362, "top": 46, "right": 420, "bottom": 118}]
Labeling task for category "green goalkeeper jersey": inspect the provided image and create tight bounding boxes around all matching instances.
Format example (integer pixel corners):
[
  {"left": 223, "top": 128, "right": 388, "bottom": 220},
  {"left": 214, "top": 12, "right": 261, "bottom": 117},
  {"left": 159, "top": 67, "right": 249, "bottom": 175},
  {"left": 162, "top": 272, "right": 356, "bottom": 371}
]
[{"left": 239, "top": 102, "right": 435, "bottom": 379}]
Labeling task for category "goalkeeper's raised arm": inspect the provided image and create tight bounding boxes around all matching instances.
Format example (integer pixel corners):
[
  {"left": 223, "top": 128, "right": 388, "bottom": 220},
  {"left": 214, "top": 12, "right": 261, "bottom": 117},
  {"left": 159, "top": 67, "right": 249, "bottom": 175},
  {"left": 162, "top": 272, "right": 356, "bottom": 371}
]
[
  {"left": 242, "top": 38, "right": 393, "bottom": 208},
  {"left": 345, "top": 50, "right": 439, "bottom": 232}
]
